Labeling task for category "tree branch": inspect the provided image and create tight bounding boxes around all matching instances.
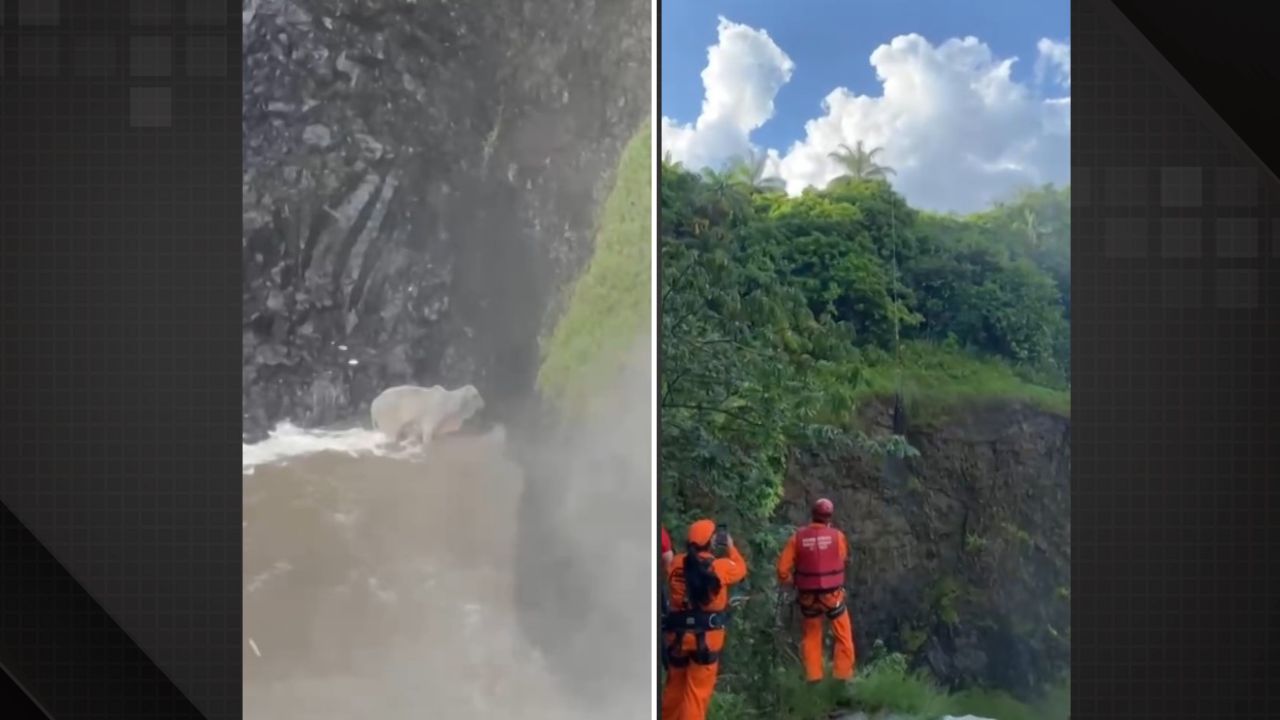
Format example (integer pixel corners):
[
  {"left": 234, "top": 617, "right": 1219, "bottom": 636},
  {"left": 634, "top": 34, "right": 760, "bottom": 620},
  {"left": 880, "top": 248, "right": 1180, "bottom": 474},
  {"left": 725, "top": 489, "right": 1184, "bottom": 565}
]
[{"left": 661, "top": 403, "right": 767, "bottom": 428}]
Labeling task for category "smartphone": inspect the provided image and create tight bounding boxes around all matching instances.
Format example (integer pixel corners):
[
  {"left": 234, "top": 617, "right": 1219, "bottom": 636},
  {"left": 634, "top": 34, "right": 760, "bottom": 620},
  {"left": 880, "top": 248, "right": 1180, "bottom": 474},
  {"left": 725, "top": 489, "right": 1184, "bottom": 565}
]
[{"left": 713, "top": 523, "right": 729, "bottom": 554}]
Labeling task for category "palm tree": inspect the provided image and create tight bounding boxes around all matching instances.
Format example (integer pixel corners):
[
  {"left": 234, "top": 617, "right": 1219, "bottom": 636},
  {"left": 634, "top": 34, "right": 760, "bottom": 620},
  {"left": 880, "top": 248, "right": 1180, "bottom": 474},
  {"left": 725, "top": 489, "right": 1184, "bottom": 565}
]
[
  {"left": 828, "top": 141, "right": 896, "bottom": 182},
  {"left": 1020, "top": 206, "right": 1047, "bottom": 249},
  {"left": 725, "top": 151, "right": 785, "bottom": 194},
  {"left": 1011, "top": 185, "right": 1060, "bottom": 250},
  {"left": 695, "top": 167, "right": 752, "bottom": 233}
]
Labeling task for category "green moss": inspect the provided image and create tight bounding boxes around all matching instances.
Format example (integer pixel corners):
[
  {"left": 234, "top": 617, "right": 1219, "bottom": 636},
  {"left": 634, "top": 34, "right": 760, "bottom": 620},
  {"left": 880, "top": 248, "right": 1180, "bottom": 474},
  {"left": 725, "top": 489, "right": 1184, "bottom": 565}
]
[
  {"left": 940, "top": 606, "right": 960, "bottom": 626},
  {"left": 847, "top": 654, "right": 951, "bottom": 717},
  {"left": 942, "top": 678, "right": 1065, "bottom": 720},
  {"left": 787, "top": 654, "right": 1071, "bottom": 720},
  {"left": 1037, "top": 676, "right": 1072, "bottom": 720},
  {"left": 947, "top": 688, "right": 1040, "bottom": 720},
  {"left": 774, "top": 672, "right": 855, "bottom": 720},
  {"left": 537, "top": 121, "right": 652, "bottom": 411},
  {"left": 707, "top": 690, "right": 751, "bottom": 720},
  {"left": 900, "top": 623, "right": 928, "bottom": 654},
  {"left": 852, "top": 341, "right": 1071, "bottom": 423},
  {"left": 927, "top": 577, "right": 964, "bottom": 626},
  {"left": 1001, "top": 520, "right": 1033, "bottom": 546}
]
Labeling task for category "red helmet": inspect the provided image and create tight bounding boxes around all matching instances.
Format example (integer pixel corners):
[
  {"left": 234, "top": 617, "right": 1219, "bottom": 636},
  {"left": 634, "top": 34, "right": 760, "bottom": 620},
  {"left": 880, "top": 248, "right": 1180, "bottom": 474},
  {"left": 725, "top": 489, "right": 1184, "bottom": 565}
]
[{"left": 811, "top": 498, "right": 834, "bottom": 521}]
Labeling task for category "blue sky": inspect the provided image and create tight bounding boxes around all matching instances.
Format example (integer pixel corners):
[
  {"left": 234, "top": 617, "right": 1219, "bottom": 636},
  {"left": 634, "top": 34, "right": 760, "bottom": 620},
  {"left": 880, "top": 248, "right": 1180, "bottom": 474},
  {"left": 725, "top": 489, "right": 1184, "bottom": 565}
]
[{"left": 659, "top": 0, "right": 1072, "bottom": 212}]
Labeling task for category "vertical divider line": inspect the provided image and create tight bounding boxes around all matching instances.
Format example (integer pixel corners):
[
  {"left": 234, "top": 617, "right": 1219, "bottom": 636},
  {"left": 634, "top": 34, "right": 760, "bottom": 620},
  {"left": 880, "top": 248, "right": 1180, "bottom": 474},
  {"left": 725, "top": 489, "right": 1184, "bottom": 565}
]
[{"left": 650, "top": 0, "right": 663, "bottom": 715}]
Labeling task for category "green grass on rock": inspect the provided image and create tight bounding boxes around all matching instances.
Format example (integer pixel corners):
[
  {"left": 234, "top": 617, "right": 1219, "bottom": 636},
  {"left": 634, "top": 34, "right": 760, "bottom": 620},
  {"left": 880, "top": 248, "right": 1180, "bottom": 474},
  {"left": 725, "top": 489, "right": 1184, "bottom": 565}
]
[{"left": 537, "top": 120, "right": 652, "bottom": 411}]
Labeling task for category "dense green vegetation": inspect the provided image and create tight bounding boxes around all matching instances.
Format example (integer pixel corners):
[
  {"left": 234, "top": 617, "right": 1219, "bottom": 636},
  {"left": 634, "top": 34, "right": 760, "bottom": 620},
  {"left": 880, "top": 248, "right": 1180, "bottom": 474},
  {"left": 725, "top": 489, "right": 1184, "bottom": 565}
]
[
  {"left": 709, "top": 648, "right": 1070, "bottom": 720},
  {"left": 537, "top": 121, "right": 652, "bottom": 410},
  {"left": 659, "top": 152, "right": 1069, "bottom": 718}
]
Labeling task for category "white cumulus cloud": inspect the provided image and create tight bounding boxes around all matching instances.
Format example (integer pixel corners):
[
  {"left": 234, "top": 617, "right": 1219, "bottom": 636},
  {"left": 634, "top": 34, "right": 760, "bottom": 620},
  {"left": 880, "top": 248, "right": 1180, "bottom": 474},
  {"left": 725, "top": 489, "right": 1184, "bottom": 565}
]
[
  {"left": 1036, "top": 38, "right": 1071, "bottom": 88},
  {"left": 660, "top": 16, "right": 795, "bottom": 174},
  {"left": 661, "top": 21, "right": 1072, "bottom": 214}
]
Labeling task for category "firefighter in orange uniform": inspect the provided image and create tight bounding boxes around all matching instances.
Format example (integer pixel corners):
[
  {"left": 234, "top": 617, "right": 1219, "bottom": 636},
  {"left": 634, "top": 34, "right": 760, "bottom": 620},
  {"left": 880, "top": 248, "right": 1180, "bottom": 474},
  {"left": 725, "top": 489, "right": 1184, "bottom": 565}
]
[
  {"left": 661, "top": 519, "right": 748, "bottom": 720},
  {"left": 776, "top": 498, "right": 856, "bottom": 682}
]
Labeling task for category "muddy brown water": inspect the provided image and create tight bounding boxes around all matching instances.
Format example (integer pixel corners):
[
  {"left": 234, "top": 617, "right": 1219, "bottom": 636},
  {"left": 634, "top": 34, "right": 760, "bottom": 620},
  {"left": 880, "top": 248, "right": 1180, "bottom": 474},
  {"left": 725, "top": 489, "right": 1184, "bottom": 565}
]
[{"left": 242, "top": 431, "right": 604, "bottom": 719}]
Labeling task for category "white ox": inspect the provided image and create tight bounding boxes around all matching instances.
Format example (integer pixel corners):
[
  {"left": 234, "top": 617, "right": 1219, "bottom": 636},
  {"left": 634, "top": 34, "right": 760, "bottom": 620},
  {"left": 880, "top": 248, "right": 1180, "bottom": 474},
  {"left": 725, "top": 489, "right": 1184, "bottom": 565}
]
[{"left": 369, "top": 384, "right": 485, "bottom": 448}]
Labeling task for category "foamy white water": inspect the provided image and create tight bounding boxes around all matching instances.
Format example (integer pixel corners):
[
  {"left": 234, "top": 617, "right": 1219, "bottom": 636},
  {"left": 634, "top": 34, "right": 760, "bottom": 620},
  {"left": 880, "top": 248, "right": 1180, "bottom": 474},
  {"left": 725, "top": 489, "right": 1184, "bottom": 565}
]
[
  {"left": 243, "top": 421, "right": 510, "bottom": 474},
  {"left": 241, "top": 422, "right": 416, "bottom": 474}
]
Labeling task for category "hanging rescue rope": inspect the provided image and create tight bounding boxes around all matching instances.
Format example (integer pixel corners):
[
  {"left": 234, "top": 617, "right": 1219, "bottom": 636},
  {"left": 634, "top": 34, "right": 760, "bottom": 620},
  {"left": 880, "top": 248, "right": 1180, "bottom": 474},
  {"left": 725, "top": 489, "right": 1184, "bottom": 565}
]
[
  {"left": 890, "top": 200, "right": 904, "bottom": 435},
  {"left": 883, "top": 199, "right": 909, "bottom": 490}
]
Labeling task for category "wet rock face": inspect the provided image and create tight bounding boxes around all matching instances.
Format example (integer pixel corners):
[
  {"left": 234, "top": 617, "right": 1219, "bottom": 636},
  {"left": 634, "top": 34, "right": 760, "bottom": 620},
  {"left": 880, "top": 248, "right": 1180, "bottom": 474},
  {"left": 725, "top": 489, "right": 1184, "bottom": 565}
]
[
  {"left": 784, "top": 402, "right": 1071, "bottom": 698},
  {"left": 242, "top": 0, "right": 651, "bottom": 440}
]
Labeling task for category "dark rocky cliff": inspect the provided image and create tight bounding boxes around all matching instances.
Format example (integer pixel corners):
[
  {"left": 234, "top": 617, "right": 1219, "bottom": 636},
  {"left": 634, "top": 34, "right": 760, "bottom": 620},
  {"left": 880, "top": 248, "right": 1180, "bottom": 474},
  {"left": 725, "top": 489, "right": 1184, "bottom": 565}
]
[
  {"left": 782, "top": 401, "right": 1071, "bottom": 697},
  {"left": 242, "top": 0, "right": 650, "bottom": 440}
]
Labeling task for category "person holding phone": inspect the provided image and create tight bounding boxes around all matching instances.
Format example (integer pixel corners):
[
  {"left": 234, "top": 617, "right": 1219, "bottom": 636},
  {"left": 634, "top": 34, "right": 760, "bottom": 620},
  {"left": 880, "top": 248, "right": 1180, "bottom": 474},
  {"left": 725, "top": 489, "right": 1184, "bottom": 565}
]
[
  {"left": 776, "top": 498, "right": 856, "bottom": 683},
  {"left": 660, "top": 518, "right": 748, "bottom": 720}
]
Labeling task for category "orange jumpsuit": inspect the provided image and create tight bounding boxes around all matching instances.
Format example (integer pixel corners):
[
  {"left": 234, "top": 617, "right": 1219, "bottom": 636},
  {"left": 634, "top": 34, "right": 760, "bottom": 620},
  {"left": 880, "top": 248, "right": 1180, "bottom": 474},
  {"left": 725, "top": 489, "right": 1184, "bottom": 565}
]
[
  {"left": 661, "top": 525, "right": 675, "bottom": 576},
  {"left": 776, "top": 523, "right": 856, "bottom": 682},
  {"left": 661, "top": 531, "right": 748, "bottom": 720}
]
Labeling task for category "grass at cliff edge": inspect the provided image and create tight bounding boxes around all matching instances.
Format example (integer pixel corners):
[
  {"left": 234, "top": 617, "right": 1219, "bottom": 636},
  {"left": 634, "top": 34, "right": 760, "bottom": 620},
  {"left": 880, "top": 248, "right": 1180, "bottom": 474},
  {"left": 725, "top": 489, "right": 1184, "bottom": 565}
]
[{"left": 537, "top": 120, "right": 652, "bottom": 410}]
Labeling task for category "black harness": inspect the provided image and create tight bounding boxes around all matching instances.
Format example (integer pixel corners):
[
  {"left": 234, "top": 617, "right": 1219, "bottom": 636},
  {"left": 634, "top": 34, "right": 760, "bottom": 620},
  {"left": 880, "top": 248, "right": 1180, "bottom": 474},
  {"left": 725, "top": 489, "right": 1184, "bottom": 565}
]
[
  {"left": 662, "top": 555, "right": 730, "bottom": 667},
  {"left": 797, "top": 591, "right": 848, "bottom": 620},
  {"left": 662, "top": 609, "right": 728, "bottom": 666}
]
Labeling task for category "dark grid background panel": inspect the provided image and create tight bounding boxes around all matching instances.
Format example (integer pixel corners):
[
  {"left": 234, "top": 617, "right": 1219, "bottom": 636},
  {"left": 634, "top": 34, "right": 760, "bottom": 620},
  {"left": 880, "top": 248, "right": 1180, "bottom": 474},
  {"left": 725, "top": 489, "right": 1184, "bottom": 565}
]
[
  {"left": 1076, "top": 1, "right": 1280, "bottom": 717},
  {"left": 0, "top": 0, "right": 241, "bottom": 719}
]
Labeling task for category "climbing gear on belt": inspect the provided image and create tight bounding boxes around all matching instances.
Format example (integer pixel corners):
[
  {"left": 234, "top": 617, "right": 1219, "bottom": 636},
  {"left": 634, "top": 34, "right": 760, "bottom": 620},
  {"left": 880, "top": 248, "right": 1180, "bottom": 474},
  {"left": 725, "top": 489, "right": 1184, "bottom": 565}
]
[
  {"left": 663, "top": 610, "right": 730, "bottom": 667},
  {"left": 663, "top": 609, "right": 728, "bottom": 633},
  {"left": 798, "top": 593, "right": 847, "bottom": 619}
]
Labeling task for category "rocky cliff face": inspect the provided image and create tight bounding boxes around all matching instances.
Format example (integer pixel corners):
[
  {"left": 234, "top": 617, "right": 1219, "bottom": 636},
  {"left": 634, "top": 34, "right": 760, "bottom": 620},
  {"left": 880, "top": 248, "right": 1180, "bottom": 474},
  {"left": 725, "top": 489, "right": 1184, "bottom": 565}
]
[
  {"left": 242, "top": 0, "right": 650, "bottom": 439},
  {"left": 783, "top": 401, "right": 1071, "bottom": 698}
]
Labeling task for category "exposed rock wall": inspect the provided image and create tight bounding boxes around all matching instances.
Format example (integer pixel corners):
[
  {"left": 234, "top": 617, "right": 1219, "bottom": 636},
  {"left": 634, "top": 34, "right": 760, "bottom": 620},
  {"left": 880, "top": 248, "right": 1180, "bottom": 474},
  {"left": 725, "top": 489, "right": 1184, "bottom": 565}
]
[
  {"left": 783, "top": 401, "right": 1071, "bottom": 697},
  {"left": 242, "top": 0, "right": 650, "bottom": 439}
]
